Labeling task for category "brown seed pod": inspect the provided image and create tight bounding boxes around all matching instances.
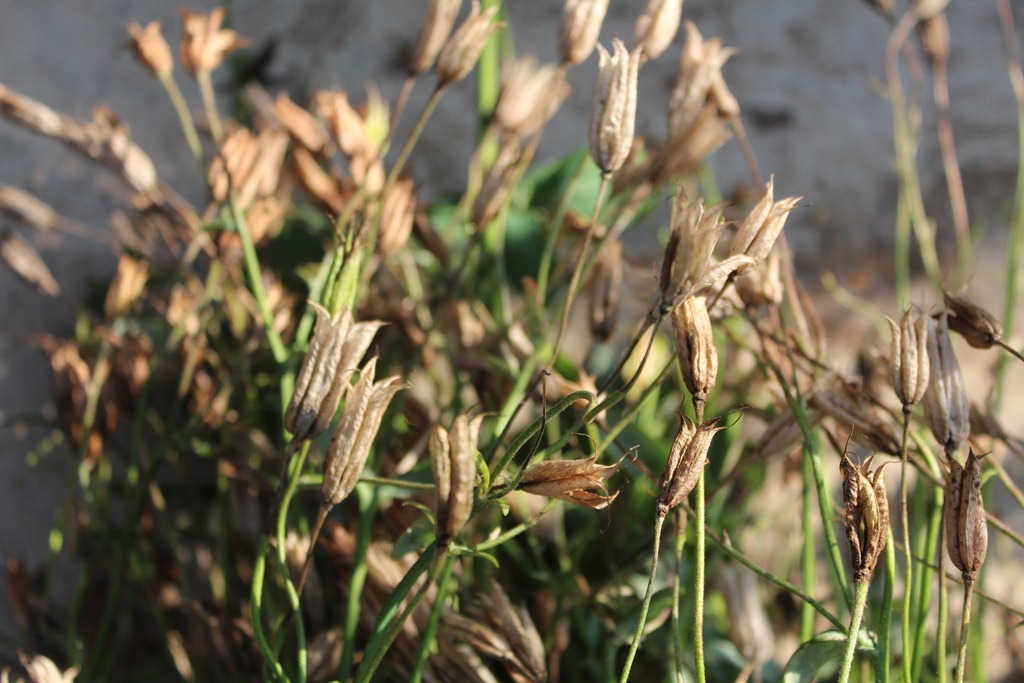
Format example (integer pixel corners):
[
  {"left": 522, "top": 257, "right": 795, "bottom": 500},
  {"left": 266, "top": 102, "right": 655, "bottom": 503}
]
[
  {"left": 944, "top": 449, "right": 988, "bottom": 583},
  {"left": 431, "top": 413, "right": 485, "bottom": 545},
  {"left": 670, "top": 295, "right": 717, "bottom": 406},
  {"left": 885, "top": 307, "right": 930, "bottom": 408},
  {"left": 588, "top": 39, "right": 641, "bottom": 176},
  {"left": 840, "top": 452, "right": 890, "bottom": 583},
  {"left": 943, "top": 290, "right": 1003, "bottom": 350},
  {"left": 519, "top": 454, "right": 621, "bottom": 510},
  {"left": 657, "top": 414, "right": 724, "bottom": 515}
]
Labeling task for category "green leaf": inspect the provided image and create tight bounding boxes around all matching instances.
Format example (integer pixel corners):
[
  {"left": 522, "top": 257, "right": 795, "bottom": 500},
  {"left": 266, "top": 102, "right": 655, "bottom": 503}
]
[{"left": 782, "top": 629, "right": 874, "bottom": 683}]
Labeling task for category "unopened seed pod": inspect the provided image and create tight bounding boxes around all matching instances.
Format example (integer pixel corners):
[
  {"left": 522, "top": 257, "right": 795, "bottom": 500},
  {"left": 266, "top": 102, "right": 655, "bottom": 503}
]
[
  {"left": 885, "top": 307, "right": 930, "bottom": 408},
  {"left": 409, "top": 0, "right": 462, "bottom": 75},
  {"left": 436, "top": 0, "right": 500, "bottom": 86},
  {"left": 922, "top": 314, "right": 969, "bottom": 453},
  {"left": 840, "top": 453, "right": 889, "bottom": 583},
  {"left": 944, "top": 449, "right": 988, "bottom": 582},
  {"left": 559, "top": 0, "right": 610, "bottom": 66},
  {"left": 633, "top": 0, "right": 683, "bottom": 62},
  {"left": 588, "top": 39, "right": 641, "bottom": 176},
  {"left": 670, "top": 296, "right": 717, "bottom": 406},
  {"left": 431, "top": 413, "right": 484, "bottom": 546},
  {"left": 943, "top": 290, "right": 1003, "bottom": 350}
]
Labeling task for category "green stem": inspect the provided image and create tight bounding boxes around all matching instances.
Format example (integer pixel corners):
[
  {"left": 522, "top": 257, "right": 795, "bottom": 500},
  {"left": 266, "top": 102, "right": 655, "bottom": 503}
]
[
  {"left": 879, "top": 536, "right": 896, "bottom": 683},
  {"left": 693, "top": 470, "right": 707, "bottom": 683},
  {"left": 838, "top": 580, "right": 872, "bottom": 683},
  {"left": 911, "top": 477, "right": 944, "bottom": 682},
  {"left": 619, "top": 511, "right": 666, "bottom": 683},
  {"left": 801, "top": 445, "right": 817, "bottom": 641},
  {"left": 158, "top": 72, "right": 202, "bottom": 162},
  {"left": 900, "top": 409, "right": 913, "bottom": 683},
  {"left": 251, "top": 537, "right": 292, "bottom": 683},
  {"left": 196, "top": 69, "right": 223, "bottom": 142},
  {"left": 937, "top": 519, "right": 948, "bottom": 683},
  {"left": 385, "top": 84, "right": 446, "bottom": 192},
  {"left": 410, "top": 553, "right": 456, "bottom": 683},
  {"left": 339, "top": 486, "right": 376, "bottom": 682},
  {"left": 671, "top": 509, "right": 687, "bottom": 683},
  {"left": 955, "top": 580, "right": 975, "bottom": 683}
]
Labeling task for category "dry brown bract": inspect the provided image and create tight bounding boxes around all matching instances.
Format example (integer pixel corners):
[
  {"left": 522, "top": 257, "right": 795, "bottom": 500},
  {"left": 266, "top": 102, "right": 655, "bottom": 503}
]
[
  {"left": 518, "top": 455, "right": 621, "bottom": 509},
  {"left": 658, "top": 414, "right": 724, "bottom": 515},
  {"left": 840, "top": 452, "right": 889, "bottom": 583},
  {"left": 178, "top": 7, "right": 246, "bottom": 76}
]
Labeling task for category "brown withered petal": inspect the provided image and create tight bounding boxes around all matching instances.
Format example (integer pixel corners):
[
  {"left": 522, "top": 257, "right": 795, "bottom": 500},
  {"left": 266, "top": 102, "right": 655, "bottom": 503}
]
[
  {"left": 0, "top": 230, "right": 59, "bottom": 296},
  {"left": 493, "top": 57, "right": 570, "bottom": 139},
  {"left": 431, "top": 413, "right": 484, "bottom": 544},
  {"left": 633, "top": 0, "right": 683, "bottom": 61},
  {"left": 658, "top": 414, "right": 723, "bottom": 514},
  {"left": 945, "top": 449, "right": 988, "bottom": 581},
  {"left": 922, "top": 314, "right": 970, "bottom": 453},
  {"left": 588, "top": 39, "right": 641, "bottom": 176},
  {"left": 671, "top": 296, "right": 717, "bottom": 404},
  {"left": 321, "top": 358, "right": 407, "bottom": 506},
  {"left": 519, "top": 455, "right": 620, "bottom": 509},
  {"left": 127, "top": 21, "right": 174, "bottom": 77},
  {"left": 559, "top": 0, "right": 611, "bottom": 66},
  {"left": 208, "top": 127, "right": 289, "bottom": 207},
  {"left": 885, "top": 307, "right": 930, "bottom": 408},
  {"left": 436, "top": 0, "right": 501, "bottom": 86},
  {"left": 943, "top": 290, "right": 1003, "bottom": 350},
  {"left": 735, "top": 250, "right": 784, "bottom": 309},
  {"left": 840, "top": 452, "right": 889, "bottom": 582},
  {"left": 178, "top": 7, "right": 247, "bottom": 76},
  {"left": 315, "top": 90, "right": 373, "bottom": 160},
  {"left": 409, "top": 0, "right": 463, "bottom": 75}
]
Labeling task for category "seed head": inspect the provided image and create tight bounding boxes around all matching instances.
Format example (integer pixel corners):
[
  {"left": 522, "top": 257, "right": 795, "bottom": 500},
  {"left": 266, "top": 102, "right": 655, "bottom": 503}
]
[
  {"left": 633, "top": 0, "right": 684, "bottom": 61},
  {"left": 728, "top": 176, "right": 802, "bottom": 274},
  {"left": 671, "top": 296, "right": 717, "bottom": 406},
  {"left": 436, "top": 0, "right": 501, "bottom": 86},
  {"left": 519, "top": 455, "right": 621, "bottom": 509},
  {"left": 127, "top": 21, "right": 174, "bottom": 77},
  {"left": 588, "top": 39, "right": 641, "bottom": 176},
  {"left": 668, "top": 22, "right": 737, "bottom": 134},
  {"left": 559, "top": 0, "right": 610, "bottom": 66},
  {"left": 658, "top": 415, "right": 724, "bottom": 515},
  {"left": 885, "top": 307, "right": 930, "bottom": 408},
  {"left": 735, "top": 250, "right": 784, "bottom": 309},
  {"left": 943, "top": 290, "right": 1003, "bottom": 350},
  {"left": 178, "top": 7, "right": 247, "bottom": 76},
  {"left": 944, "top": 449, "right": 988, "bottom": 583},
  {"left": 377, "top": 176, "right": 417, "bottom": 255},
  {"left": 922, "top": 314, "right": 970, "bottom": 453},
  {"left": 273, "top": 93, "right": 330, "bottom": 156},
  {"left": 409, "top": 0, "right": 463, "bottom": 76},
  {"left": 840, "top": 452, "right": 889, "bottom": 583},
  {"left": 321, "top": 358, "right": 407, "bottom": 506},
  {"left": 493, "top": 57, "right": 570, "bottom": 139},
  {"left": 431, "top": 413, "right": 484, "bottom": 546}
]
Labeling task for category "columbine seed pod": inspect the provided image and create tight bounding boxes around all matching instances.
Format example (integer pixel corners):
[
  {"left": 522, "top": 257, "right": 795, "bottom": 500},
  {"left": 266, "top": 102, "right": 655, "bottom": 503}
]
[
  {"left": 943, "top": 290, "right": 1004, "bottom": 350},
  {"left": 409, "top": 0, "right": 463, "bottom": 76},
  {"left": 178, "top": 7, "right": 246, "bottom": 76},
  {"left": 944, "top": 449, "right": 988, "bottom": 583},
  {"left": 493, "top": 57, "right": 570, "bottom": 139},
  {"left": 633, "top": 0, "right": 683, "bottom": 62},
  {"left": 670, "top": 296, "right": 717, "bottom": 406},
  {"left": 127, "top": 21, "right": 174, "bottom": 77},
  {"left": 321, "top": 358, "right": 407, "bottom": 506},
  {"left": 840, "top": 453, "right": 889, "bottom": 583},
  {"left": 430, "top": 413, "right": 484, "bottom": 546},
  {"left": 518, "top": 454, "right": 621, "bottom": 509},
  {"left": 559, "top": 0, "right": 610, "bottom": 66},
  {"left": 885, "top": 307, "right": 930, "bottom": 409},
  {"left": 436, "top": 0, "right": 501, "bottom": 86},
  {"left": 657, "top": 414, "right": 724, "bottom": 516},
  {"left": 922, "top": 314, "right": 970, "bottom": 453},
  {"left": 588, "top": 39, "right": 641, "bottom": 176},
  {"left": 728, "top": 176, "right": 802, "bottom": 275}
]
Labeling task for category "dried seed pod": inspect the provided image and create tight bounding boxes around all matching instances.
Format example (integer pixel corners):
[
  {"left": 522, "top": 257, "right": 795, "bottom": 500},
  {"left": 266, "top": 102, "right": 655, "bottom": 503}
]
[
  {"left": 668, "top": 22, "right": 737, "bottom": 134},
  {"left": 0, "top": 230, "right": 59, "bottom": 296},
  {"left": 728, "top": 176, "right": 802, "bottom": 275},
  {"left": 493, "top": 57, "right": 570, "bottom": 139},
  {"left": 272, "top": 93, "right": 330, "bottom": 156},
  {"left": 321, "top": 358, "right": 407, "bottom": 506},
  {"left": 104, "top": 255, "right": 148, "bottom": 318},
  {"left": 559, "top": 0, "right": 610, "bottom": 66},
  {"left": 518, "top": 455, "right": 620, "bottom": 509},
  {"left": 735, "top": 250, "right": 784, "bottom": 309},
  {"left": 588, "top": 39, "right": 641, "bottom": 176},
  {"left": 885, "top": 307, "right": 930, "bottom": 408},
  {"left": 0, "top": 185, "right": 59, "bottom": 232},
  {"left": 633, "top": 0, "right": 684, "bottom": 61},
  {"left": 436, "top": 0, "right": 501, "bottom": 86},
  {"left": 127, "top": 21, "right": 174, "bottom": 77},
  {"left": 944, "top": 449, "right": 988, "bottom": 582},
  {"left": 178, "top": 7, "right": 247, "bottom": 76},
  {"left": 657, "top": 415, "right": 724, "bottom": 515},
  {"left": 840, "top": 452, "right": 890, "bottom": 583},
  {"left": 922, "top": 314, "right": 970, "bottom": 453},
  {"left": 917, "top": 14, "right": 950, "bottom": 68},
  {"left": 671, "top": 296, "right": 717, "bottom": 406},
  {"left": 943, "top": 290, "right": 1003, "bottom": 350},
  {"left": 409, "top": 0, "right": 463, "bottom": 76},
  {"left": 431, "top": 413, "right": 484, "bottom": 546},
  {"left": 377, "top": 176, "right": 417, "bottom": 255},
  {"left": 809, "top": 375, "right": 901, "bottom": 456},
  {"left": 472, "top": 140, "right": 521, "bottom": 229},
  {"left": 477, "top": 589, "right": 546, "bottom": 682}
]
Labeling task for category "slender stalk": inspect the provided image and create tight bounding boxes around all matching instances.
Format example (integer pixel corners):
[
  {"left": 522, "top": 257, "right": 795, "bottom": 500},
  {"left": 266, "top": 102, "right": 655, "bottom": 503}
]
[
  {"left": 385, "top": 84, "right": 446, "bottom": 192},
  {"left": 671, "top": 509, "right": 687, "bottom": 683},
  {"left": 800, "top": 445, "right": 817, "bottom": 641},
  {"left": 339, "top": 486, "right": 376, "bottom": 683},
  {"left": 838, "top": 580, "right": 872, "bottom": 683},
  {"left": 955, "top": 580, "right": 975, "bottom": 683},
  {"left": 619, "top": 512, "right": 666, "bottom": 683},
  {"left": 879, "top": 536, "right": 896, "bottom": 683},
  {"left": 930, "top": 61, "right": 971, "bottom": 287},
  {"left": 196, "top": 68, "right": 223, "bottom": 142},
  {"left": 157, "top": 72, "right": 202, "bottom": 161},
  {"left": 728, "top": 113, "right": 764, "bottom": 187},
  {"left": 936, "top": 517, "right": 948, "bottom": 683},
  {"left": 910, "top": 478, "right": 944, "bottom": 682},
  {"left": 693, "top": 470, "right": 707, "bottom": 683},
  {"left": 296, "top": 504, "right": 331, "bottom": 597},
  {"left": 899, "top": 408, "right": 913, "bottom": 683},
  {"left": 409, "top": 553, "right": 456, "bottom": 683},
  {"left": 251, "top": 537, "right": 292, "bottom": 683}
]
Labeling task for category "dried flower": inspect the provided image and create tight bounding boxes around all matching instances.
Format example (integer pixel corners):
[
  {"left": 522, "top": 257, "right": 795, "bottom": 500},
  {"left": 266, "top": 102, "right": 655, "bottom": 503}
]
[
  {"left": 943, "top": 290, "right": 1003, "bottom": 350},
  {"left": 208, "top": 127, "right": 289, "bottom": 208},
  {"left": 493, "top": 57, "right": 570, "bottom": 139},
  {"left": 178, "top": 7, "right": 247, "bottom": 76},
  {"left": 127, "top": 21, "right": 174, "bottom": 77},
  {"left": 728, "top": 176, "right": 801, "bottom": 274},
  {"left": 0, "top": 231, "right": 59, "bottom": 296},
  {"left": 409, "top": 0, "right": 463, "bottom": 75},
  {"left": 671, "top": 296, "right": 717, "bottom": 406},
  {"left": 378, "top": 176, "right": 417, "bottom": 255},
  {"left": 668, "top": 22, "right": 738, "bottom": 134},
  {"left": 735, "top": 250, "right": 783, "bottom": 309},
  {"left": 559, "top": 0, "right": 610, "bottom": 66},
  {"left": 518, "top": 455, "right": 620, "bottom": 509},
  {"left": 922, "top": 314, "right": 970, "bottom": 453},
  {"left": 944, "top": 449, "right": 988, "bottom": 583},
  {"left": 273, "top": 93, "right": 329, "bottom": 156},
  {"left": 810, "top": 374, "right": 901, "bottom": 456},
  {"left": 840, "top": 452, "right": 889, "bottom": 583},
  {"left": 588, "top": 39, "right": 641, "bottom": 176},
  {"left": 431, "top": 413, "right": 484, "bottom": 546},
  {"left": 657, "top": 414, "right": 723, "bottom": 515},
  {"left": 885, "top": 307, "right": 930, "bottom": 409},
  {"left": 284, "top": 304, "right": 385, "bottom": 441},
  {"left": 321, "top": 358, "right": 407, "bottom": 506},
  {"left": 436, "top": 0, "right": 501, "bottom": 86},
  {"left": 104, "top": 255, "right": 148, "bottom": 318},
  {"left": 633, "top": 0, "right": 684, "bottom": 62}
]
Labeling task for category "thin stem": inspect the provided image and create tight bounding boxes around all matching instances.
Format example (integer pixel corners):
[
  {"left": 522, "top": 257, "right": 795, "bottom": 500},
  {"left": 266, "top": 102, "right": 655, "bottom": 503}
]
[
  {"left": 385, "top": 84, "right": 446, "bottom": 193},
  {"left": 296, "top": 504, "right": 331, "bottom": 597},
  {"left": 693, "top": 470, "right": 707, "bottom": 683},
  {"left": 251, "top": 537, "right": 292, "bottom": 683},
  {"left": 196, "top": 69, "right": 223, "bottom": 142},
  {"left": 728, "top": 113, "right": 764, "bottom": 187},
  {"left": 339, "top": 486, "right": 376, "bottom": 683},
  {"left": 838, "top": 580, "right": 872, "bottom": 683},
  {"left": 671, "top": 509, "right": 687, "bottom": 683},
  {"left": 955, "top": 579, "right": 975, "bottom": 683},
  {"left": 930, "top": 62, "right": 971, "bottom": 287},
  {"left": 157, "top": 72, "right": 202, "bottom": 162},
  {"left": 879, "top": 536, "right": 896, "bottom": 683},
  {"left": 900, "top": 408, "right": 913, "bottom": 683},
  {"left": 800, "top": 443, "right": 817, "bottom": 641},
  {"left": 937, "top": 515, "right": 948, "bottom": 683},
  {"left": 619, "top": 511, "right": 667, "bottom": 683},
  {"left": 409, "top": 553, "right": 456, "bottom": 683}
]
